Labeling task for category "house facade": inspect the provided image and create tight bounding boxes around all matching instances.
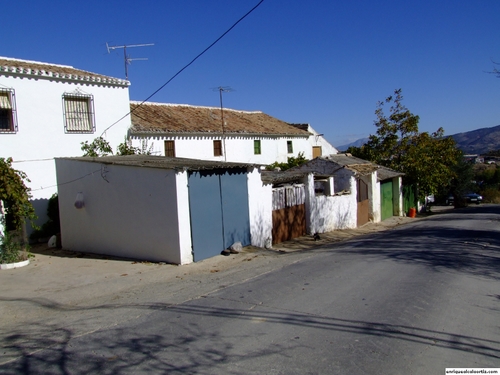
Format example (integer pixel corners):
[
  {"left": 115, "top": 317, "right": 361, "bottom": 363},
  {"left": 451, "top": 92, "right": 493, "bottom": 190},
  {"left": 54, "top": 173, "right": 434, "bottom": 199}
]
[
  {"left": 0, "top": 57, "right": 131, "bottom": 227},
  {"left": 128, "top": 102, "right": 338, "bottom": 164}
]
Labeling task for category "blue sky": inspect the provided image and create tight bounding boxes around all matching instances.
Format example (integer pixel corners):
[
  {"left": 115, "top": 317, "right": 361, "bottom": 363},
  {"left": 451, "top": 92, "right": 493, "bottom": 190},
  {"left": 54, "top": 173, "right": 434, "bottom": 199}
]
[{"left": 4, "top": 0, "right": 500, "bottom": 147}]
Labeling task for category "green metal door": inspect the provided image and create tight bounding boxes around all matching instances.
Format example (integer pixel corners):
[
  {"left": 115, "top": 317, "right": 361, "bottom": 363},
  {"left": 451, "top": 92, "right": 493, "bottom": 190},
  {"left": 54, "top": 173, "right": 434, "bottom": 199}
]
[{"left": 380, "top": 180, "right": 393, "bottom": 221}]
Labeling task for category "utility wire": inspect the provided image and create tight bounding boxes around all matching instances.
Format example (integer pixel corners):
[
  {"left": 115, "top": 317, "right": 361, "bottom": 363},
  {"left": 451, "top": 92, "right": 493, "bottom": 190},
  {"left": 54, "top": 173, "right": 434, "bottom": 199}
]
[
  {"left": 31, "top": 169, "right": 101, "bottom": 192},
  {"left": 18, "top": 1, "right": 265, "bottom": 193},
  {"left": 101, "top": 0, "right": 265, "bottom": 136}
]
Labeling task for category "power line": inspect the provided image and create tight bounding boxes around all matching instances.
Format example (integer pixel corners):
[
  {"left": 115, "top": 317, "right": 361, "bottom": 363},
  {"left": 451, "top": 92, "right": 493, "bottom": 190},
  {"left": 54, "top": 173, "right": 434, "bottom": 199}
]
[
  {"left": 100, "top": 0, "right": 265, "bottom": 136},
  {"left": 31, "top": 169, "right": 101, "bottom": 192}
]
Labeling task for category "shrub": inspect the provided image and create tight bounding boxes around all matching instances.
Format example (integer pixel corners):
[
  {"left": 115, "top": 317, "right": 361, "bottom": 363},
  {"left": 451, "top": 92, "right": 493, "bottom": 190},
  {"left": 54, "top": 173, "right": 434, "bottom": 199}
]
[
  {"left": 480, "top": 188, "right": 500, "bottom": 203},
  {"left": 30, "top": 194, "right": 60, "bottom": 242},
  {"left": 0, "top": 232, "right": 26, "bottom": 264}
]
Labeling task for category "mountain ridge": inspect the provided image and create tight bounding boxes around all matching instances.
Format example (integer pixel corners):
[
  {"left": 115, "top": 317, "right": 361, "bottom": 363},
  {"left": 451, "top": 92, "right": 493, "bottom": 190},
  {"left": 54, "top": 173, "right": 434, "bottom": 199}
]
[{"left": 336, "top": 125, "right": 500, "bottom": 154}]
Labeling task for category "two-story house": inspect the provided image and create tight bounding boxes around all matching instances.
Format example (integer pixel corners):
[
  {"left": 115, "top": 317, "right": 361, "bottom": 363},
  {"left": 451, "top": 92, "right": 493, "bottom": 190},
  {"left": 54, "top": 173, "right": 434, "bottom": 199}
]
[
  {"left": 0, "top": 57, "right": 131, "bottom": 227},
  {"left": 128, "top": 102, "right": 337, "bottom": 164}
]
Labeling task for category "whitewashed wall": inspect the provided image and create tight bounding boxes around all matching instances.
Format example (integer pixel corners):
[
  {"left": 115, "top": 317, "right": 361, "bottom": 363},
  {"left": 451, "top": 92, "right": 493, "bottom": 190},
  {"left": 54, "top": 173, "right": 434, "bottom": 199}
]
[
  {"left": 373, "top": 178, "right": 382, "bottom": 223},
  {"left": 131, "top": 135, "right": 311, "bottom": 164},
  {"left": 0, "top": 75, "right": 131, "bottom": 227},
  {"left": 305, "top": 125, "right": 339, "bottom": 156},
  {"left": 247, "top": 168, "right": 273, "bottom": 248},
  {"left": 55, "top": 159, "right": 192, "bottom": 264},
  {"left": 305, "top": 174, "right": 357, "bottom": 234},
  {"left": 393, "top": 176, "right": 403, "bottom": 216}
]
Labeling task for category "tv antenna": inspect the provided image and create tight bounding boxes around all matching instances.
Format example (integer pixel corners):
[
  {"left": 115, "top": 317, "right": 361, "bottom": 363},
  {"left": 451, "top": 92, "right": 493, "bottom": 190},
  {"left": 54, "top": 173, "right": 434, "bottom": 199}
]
[
  {"left": 212, "top": 86, "right": 234, "bottom": 162},
  {"left": 106, "top": 42, "right": 154, "bottom": 80}
]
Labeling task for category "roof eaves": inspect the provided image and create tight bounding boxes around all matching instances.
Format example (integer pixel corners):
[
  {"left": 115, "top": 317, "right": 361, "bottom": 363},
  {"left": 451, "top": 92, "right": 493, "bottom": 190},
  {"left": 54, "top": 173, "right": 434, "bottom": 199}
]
[
  {"left": 0, "top": 58, "right": 129, "bottom": 87},
  {"left": 129, "top": 129, "right": 310, "bottom": 138}
]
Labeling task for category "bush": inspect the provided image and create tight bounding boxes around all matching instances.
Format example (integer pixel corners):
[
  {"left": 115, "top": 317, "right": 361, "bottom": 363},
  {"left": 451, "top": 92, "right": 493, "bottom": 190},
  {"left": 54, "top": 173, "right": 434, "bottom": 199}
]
[
  {"left": 266, "top": 152, "right": 308, "bottom": 171},
  {"left": 0, "top": 232, "right": 27, "bottom": 264},
  {"left": 480, "top": 188, "right": 500, "bottom": 203},
  {"left": 30, "top": 194, "right": 60, "bottom": 242}
]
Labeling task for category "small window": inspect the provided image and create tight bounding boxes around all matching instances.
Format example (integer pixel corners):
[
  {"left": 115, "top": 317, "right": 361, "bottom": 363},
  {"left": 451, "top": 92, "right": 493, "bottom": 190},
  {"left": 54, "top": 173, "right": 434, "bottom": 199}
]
[
  {"left": 312, "top": 146, "right": 322, "bottom": 158},
  {"left": 213, "top": 140, "right": 223, "bottom": 156},
  {"left": 254, "top": 140, "right": 261, "bottom": 155},
  {"left": 287, "top": 140, "right": 293, "bottom": 153},
  {"left": 63, "top": 93, "right": 95, "bottom": 133},
  {"left": 0, "top": 88, "right": 17, "bottom": 133},
  {"left": 165, "top": 140, "right": 176, "bottom": 157}
]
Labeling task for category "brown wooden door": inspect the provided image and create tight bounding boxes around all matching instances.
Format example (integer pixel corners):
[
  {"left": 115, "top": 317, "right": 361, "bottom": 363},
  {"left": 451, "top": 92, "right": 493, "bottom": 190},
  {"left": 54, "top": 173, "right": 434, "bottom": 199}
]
[
  {"left": 272, "top": 185, "right": 306, "bottom": 244},
  {"left": 357, "top": 179, "right": 369, "bottom": 227}
]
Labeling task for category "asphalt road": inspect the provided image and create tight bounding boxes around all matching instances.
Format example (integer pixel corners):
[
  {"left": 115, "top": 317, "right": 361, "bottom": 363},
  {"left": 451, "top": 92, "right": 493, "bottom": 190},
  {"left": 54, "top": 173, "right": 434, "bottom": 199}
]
[{"left": 1, "top": 205, "right": 499, "bottom": 374}]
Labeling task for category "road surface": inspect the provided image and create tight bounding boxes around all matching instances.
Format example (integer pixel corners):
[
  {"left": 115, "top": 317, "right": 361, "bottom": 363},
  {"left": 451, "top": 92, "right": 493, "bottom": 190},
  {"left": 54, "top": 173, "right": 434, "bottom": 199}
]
[{"left": 1, "top": 205, "right": 499, "bottom": 374}]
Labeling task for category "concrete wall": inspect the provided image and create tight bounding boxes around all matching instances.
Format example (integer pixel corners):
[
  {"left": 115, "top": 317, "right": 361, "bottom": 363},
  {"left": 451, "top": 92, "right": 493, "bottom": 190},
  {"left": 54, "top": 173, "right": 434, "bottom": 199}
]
[
  {"left": 305, "top": 174, "right": 357, "bottom": 234},
  {"left": 55, "top": 159, "right": 191, "bottom": 264},
  {"left": 131, "top": 135, "right": 311, "bottom": 164},
  {"left": 0, "top": 74, "right": 131, "bottom": 227},
  {"left": 247, "top": 168, "right": 273, "bottom": 248}
]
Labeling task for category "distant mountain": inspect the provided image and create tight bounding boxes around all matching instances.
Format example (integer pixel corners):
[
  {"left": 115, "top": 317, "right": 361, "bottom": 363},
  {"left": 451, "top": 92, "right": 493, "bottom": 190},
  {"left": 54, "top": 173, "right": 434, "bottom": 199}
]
[
  {"left": 451, "top": 125, "right": 500, "bottom": 155},
  {"left": 336, "top": 125, "right": 500, "bottom": 155},
  {"left": 336, "top": 137, "right": 369, "bottom": 151}
]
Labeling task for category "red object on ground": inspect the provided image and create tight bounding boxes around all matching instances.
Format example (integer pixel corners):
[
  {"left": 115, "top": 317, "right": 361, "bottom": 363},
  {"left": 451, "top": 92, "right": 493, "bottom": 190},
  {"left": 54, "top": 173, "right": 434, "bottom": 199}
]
[{"left": 408, "top": 207, "right": 416, "bottom": 218}]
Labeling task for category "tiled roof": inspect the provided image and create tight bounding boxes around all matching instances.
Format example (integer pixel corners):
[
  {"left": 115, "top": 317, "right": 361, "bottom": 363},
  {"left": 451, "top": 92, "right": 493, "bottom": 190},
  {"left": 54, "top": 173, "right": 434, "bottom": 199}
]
[
  {"left": 59, "top": 155, "right": 260, "bottom": 171},
  {"left": 261, "top": 170, "right": 310, "bottom": 185},
  {"left": 129, "top": 102, "right": 311, "bottom": 137},
  {"left": 0, "top": 57, "right": 129, "bottom": 87},
  {"left": 287, "top": 154, "right": 403, "bottom": 180},
  {"left": 377, "top": 166, "right": 404, "bottom": 181}
]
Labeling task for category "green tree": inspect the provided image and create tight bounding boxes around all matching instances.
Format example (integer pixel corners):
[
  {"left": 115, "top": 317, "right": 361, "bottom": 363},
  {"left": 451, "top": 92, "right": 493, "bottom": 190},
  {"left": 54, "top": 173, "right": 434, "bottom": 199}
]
[
  {"left": 81, "top": 137, "right": 113, "bottom": 157},
  {"left": 448, "top": 155, "right": 474, "bottom": 207},
  {"left": 0, "top": 158, "right": 37, "bottom": 232},
  {"left": 0, "top": 158, "right": 37, "bottom": 262},
  {"left": 350, "top": 89, "right": 461, "bottom": 201},
  {"left": 266, "top": 152, "right": 308, "bottom": 171},
  {"left": 83, "top": 137, "right": 154, "bottom": 157},
  {"left": 116, "top": 138, "right": 153, "bottom": 156}
]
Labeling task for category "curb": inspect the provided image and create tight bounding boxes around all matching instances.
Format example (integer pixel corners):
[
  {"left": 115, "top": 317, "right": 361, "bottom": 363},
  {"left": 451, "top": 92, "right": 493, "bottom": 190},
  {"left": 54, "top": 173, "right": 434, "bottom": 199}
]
[{"left": 0, "top": 259, "right": 30, "bottom": 270}]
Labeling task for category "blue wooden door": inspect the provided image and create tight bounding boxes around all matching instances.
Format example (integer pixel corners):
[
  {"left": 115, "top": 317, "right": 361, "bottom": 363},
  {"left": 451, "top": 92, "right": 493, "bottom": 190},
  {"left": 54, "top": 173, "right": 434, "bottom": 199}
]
[
  {"left": 188, "top": 169, "right": 250, "bottom": 261},
  {"left": 188, "top": 171, "right": 224, "bottom": 261},
  {"left": 220, "top": 171, "right": 251, "bottom": 249}
]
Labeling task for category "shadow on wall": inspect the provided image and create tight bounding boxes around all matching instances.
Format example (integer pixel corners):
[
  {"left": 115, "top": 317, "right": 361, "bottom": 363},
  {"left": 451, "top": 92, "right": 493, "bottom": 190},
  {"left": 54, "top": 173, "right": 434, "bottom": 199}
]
[
  {"left": 250, "top": 208, "right": 272, "bottom": 248},
  {"left": 310, "top": 195, "right": 354, "bottom": 234}
]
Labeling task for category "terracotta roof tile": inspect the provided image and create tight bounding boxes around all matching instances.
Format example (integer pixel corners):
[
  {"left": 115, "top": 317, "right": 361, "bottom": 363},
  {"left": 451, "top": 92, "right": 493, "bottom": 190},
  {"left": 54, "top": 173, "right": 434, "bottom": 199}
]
[
  {"left": 130, "top": 102, "right": 310, "bottom": 136},
  {"left": 0, "top": 57, "right": 129, "bottom": 87}
]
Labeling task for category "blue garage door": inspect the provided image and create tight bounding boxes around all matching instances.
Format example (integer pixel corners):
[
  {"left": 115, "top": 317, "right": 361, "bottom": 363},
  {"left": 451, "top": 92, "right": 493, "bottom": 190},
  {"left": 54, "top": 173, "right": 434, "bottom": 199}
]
[{"left": 188, "top": 168, "right": 251, "bottom": 261}]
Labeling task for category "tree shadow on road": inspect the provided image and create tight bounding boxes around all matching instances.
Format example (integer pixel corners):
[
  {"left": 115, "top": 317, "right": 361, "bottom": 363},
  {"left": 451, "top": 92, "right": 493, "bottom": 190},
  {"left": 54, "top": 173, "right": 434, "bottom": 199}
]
[
  {"left": 1, "top": 293, "right": 499, "bottom": 374},
  {"left": 333, "top": 208, "right": 500, "bottom": 280}
]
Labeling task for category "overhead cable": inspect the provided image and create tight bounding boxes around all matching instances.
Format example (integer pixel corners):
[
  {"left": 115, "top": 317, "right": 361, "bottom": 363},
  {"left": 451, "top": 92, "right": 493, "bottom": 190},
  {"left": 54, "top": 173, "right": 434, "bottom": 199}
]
[{"left": 100, "top": 0, "right": 265, "bottom": 136}]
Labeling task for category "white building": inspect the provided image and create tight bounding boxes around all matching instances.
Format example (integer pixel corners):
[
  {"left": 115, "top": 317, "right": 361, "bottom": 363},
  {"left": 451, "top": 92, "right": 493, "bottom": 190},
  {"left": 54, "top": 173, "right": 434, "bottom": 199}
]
[
  {"left": 55, "top": 155, "right": 269, "bottom": 264},
  {"left": 0, "top": 57, "right": 131, "bottom": 227},
  {"left": 128, "top": 102, "right": 338, "bottom": 164}
]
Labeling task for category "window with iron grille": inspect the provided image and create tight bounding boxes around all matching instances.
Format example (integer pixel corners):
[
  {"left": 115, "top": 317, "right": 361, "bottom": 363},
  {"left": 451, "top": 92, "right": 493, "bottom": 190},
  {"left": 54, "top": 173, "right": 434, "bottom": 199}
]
[
  {"left": 63, "top": 93, "right": 95, "bottom": 133},
  {"left": 254, "top": 139, "right": 261, "bottom": 155},
  {"left": 213, "top": 140, "right": 223, "bottom": 156},
  {"left": 287, "top": 140, "right": 293, "bottom": 153},
  {"left": 0, "top": 88, "right": 17, "bottom": 133},
  {"left": 164, "top": 140, "right": 176, "bottom": 157}
]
